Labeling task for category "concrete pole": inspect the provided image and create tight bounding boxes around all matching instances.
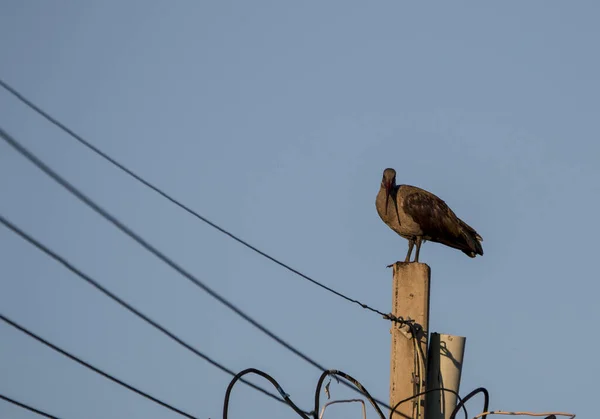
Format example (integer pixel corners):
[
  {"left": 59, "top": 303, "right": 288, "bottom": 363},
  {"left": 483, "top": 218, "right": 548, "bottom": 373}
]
[
  {"left": 390, "top": 262, "right": 431, "bottom": 419},
  {"left": 425, "top": 333, "right": 466, "bottom": 419}
]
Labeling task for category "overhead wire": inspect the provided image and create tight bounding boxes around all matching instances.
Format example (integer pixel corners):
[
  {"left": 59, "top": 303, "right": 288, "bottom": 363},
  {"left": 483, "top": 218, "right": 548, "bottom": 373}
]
[
  {"left": 0, "top": 77, "right": 408, "bottom": 326},
  {"left": 0, "top": 126, "right": 397, "bottom": 413},
  {"left": 0, "top": 213, "right": 299, "bottom": 409},
  {"left": 474, "top": 412, "right": 575, "bottom": 419},
  {"left": 223, "top": 368, "right": 310, "bottom": 419},
  {"left": 314, "top": 370, "right": 386, "bottom": 419},
  {"left": 0, "top": 313, "right": 198, "bottom": 419},
  {"left": 389, "top": 388, "right": 468, "bottom": 419},
  {"left": 225, "top": 368, "right": 388, "bottom": 419},
  {"left": 450, "top": 387, "right": 489, "bottom": 419},
  {"left": 0, "top": 394, "right": 61, "bottom": 419}
]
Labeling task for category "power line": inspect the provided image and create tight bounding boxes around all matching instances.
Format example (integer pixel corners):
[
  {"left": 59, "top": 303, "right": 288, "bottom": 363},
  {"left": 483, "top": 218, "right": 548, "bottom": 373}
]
[
  {"left": 224, "top": 368, "right": 310, "bottom": 419},
  {"left": 451, "top": 387, "right": 490, "bottom": 419},
  {"left": 314, "top": 370, "right": 386, "bottom": 419},
  {"left": 0, "top": 77, "right": 402, "bottom": 324},
  {"left": 0, "top": 125, "right": 326, "bottom": 377},
  {"left": 224, "top": 368, "right": 388, "bottom": 419},
  {"left": 0, "top": 394, "right": 61, "bottom": 419},
  {"left": 390, "top": 388, "right": 468, "bottom": 419},
  {"left": 474, "top": 412, "right": 575, "bottom": 419},
  {"left": 0, "top": 313, "right": 198, "bottom": 419},
  {"left": 0, "top": 213, "right": 302, "bottom": 410},
  {"left": 0, "top": 126, "right": 395, "bottom": 412}
]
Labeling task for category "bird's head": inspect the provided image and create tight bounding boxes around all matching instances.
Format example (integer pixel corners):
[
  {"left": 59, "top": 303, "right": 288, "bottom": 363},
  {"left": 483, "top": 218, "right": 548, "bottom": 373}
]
[{"left": 381, "top": 168, "right": 396, "bottom": 211}]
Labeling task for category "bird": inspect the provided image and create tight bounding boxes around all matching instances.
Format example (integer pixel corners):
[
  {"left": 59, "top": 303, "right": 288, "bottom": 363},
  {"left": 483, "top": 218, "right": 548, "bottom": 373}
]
[{"left": 376, "top": 168, "right": 483, "bottom": 263}]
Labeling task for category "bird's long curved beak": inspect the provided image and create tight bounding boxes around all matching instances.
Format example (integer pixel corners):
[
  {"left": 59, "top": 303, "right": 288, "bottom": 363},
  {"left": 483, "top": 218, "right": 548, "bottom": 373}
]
[{"left": 384, "top": 181, "right": 391, "bottom": 214}]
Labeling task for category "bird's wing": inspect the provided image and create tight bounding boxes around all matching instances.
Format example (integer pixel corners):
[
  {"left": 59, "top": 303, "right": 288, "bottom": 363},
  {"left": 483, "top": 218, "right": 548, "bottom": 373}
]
[
  {"left": 402, "top": 189, "right": 462, "bottom": 239},
  {"left": 402, "top": 188, "right": 483, "bottom": 256}
]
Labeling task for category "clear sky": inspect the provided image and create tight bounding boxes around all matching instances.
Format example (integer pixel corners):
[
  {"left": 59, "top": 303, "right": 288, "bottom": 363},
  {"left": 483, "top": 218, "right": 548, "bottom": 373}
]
[{"left": 1, "top": 2, "right": 598, "bottom": 418}]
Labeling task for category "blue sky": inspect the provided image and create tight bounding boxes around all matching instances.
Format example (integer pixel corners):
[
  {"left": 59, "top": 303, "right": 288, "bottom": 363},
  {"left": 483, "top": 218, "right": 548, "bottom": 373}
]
[{"left": 1, "top": 2, "right": 598, "bottom": 418}]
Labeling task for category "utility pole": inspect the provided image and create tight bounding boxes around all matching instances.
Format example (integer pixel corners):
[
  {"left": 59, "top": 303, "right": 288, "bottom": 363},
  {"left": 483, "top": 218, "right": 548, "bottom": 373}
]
[
  {"left": 425, "top": 333, "right": 466, "bottom": 419},
  {"left": 389, "top": 262, "right": 431, "bottom": 419}
]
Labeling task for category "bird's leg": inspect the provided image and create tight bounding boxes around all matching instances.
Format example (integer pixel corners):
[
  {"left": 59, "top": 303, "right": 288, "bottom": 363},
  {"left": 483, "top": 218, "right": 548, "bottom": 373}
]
[
  {"left": 404, "top": 239, "right": 415, "bottom": 262},
  {"left": 414, "top": 236, "right": 423, "bottom": 262}
]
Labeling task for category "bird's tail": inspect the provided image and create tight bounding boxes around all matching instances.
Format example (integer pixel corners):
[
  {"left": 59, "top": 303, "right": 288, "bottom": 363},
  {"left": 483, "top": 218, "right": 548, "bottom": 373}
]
[{"left": 459, "top": 220, "right": 483, "bottom": 258}]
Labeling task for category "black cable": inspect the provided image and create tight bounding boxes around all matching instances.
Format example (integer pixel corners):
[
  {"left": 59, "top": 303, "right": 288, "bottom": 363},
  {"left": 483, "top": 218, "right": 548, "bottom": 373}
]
[
  {"left": 410, "top": 325, "right": 422, "bottom": 418},
  {"left": 0, "top": 127, "right": 396, "bottom": 413},
  {"left": 0, "top": 394, "right": 61, "bottom": 419},
  {"left": 223, "top": 368, "right": 310, "bottom": 419},
  {"left": 0, "top": 213, "right": 292, "bottom": 408},
  {"left": 0, "top": 77, "right": 407, "bottom": 325},
  {"left": 408, "top": 323, "right": 427, "bottom": 369},
  {"left": 0, "top": 313, "right": 198, "bottom": 419},
  {"left": 408, "top": 322, "right": 428, "bottom": 415},
  {"left": 389, "top": 388, "right": 468, "bottom": 419},
  {"left": 450, "top": 387, "right": 489, "bottom": 419},
  {"left": 315, "top": 370, "right": 385, "bottom": 419}
]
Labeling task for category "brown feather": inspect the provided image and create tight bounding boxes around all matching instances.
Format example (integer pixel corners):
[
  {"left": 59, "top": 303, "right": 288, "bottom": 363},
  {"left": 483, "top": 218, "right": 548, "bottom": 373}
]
[{"left": 401, "top": 187, "right": 483, "bottom": 257}]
